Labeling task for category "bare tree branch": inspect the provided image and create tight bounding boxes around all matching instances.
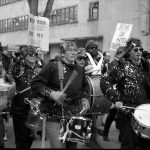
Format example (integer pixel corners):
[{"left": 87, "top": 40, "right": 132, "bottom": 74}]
[
  {"left": 27, "top": 0, "right": 31, "bottom": 10},
  {"left": 27, "top": 0, "right": 39, "bottom": 16},
  {"left": 43, "top": 0, "right": 54, "bottom": 18}
]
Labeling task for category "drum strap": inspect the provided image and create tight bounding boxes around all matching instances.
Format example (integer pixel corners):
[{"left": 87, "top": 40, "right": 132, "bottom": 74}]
[
  {"left": 57, "top": 60, "right": 65, "bottom": 117},
  {"left": 57, "top": 60, "right": 64, "bottom": 90}
]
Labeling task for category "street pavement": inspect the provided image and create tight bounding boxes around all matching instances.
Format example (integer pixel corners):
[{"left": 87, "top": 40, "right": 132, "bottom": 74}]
[{"left": 4, "top": 115, "right": 121, "bottom": 149}]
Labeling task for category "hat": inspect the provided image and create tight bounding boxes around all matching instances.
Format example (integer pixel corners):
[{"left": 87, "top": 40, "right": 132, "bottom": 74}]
[
  {"left": 86, "top": 40, "right": 98, "bottom": 50},
  {"left": 21, "top": 45, "right": 37, "bottom": 58},
  {"left": 77, "top": 48, "right": 86, "bottom": 58}
]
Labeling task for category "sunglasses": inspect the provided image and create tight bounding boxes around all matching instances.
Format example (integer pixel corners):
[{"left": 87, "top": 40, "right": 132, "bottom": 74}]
[
  {"left": 77, "top": 56, "right": 87, "bottom": 61},
  {"left": 27, "top": 53, "right": 36, "bottom": 57},
  {"left": 133, "top": 47, "right": 143, "bottom": 53}
]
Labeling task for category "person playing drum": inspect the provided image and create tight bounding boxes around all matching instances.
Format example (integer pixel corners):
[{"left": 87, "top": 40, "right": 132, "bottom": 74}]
[
  {"left": 76, "top": 42, "right": 113, "bottom": 148},
  {"left": 100, "top": 37, "right": 150, "bottom": 149},
  {"left": 9, "top": 45, "right": 43, "bottom": 149},
  {"left": 30, "top": 41, "right": 90, "bottom": 149},
  {"left": 0, "top": 45, "right": 15, "bottom": 148}
]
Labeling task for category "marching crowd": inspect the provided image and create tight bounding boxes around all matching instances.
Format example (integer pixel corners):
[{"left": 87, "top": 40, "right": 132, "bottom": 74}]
[{"left": 0, "top": 37, "right": 150, "bottom": 149}]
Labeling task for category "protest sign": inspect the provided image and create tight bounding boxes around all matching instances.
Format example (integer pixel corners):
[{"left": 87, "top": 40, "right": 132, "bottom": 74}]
[
  {"left": 110, "top": 23, "right": 133, "bottom": 51},
  {"left": 28, "top": 14, "right": 49, "bottom": 51}
]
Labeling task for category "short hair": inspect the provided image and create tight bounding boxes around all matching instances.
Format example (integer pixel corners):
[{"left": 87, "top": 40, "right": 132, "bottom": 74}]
[{"left": 60, "top": 41, "right": 78, "bottom": 53}]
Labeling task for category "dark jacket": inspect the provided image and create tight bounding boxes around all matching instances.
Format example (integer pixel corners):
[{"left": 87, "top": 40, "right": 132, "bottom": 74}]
[{"left": 31, "top": 59, "right": 89, "bottom": 118}]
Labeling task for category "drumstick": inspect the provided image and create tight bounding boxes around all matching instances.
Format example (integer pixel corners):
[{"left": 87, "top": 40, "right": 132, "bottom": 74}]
[
  {"left": 79, "top": 107, "right": 86, "bottom": 115},
  {"left": 62, "top": 70, "right": 78, "bottom": 94},
  {"left": 122, "top": 106, "right": 136, "bottom": 109},
  {"left": 19, "top": 87, "right": 31, "bottom": 94},
  {"left": 41, "top": 115, "right": 46, "bottom": 149},
  {"left": 53, "top": 70, "right": 78, "bottom": 107},
  {"left": 122, "top": 106, "right": 149, "bottom": 111}
]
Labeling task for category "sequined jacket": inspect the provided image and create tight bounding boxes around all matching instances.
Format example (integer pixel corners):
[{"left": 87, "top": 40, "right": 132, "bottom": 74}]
[
  {"left": 10, "top": 61, "right": 43, "bottom": 115},
  {"left": 100, "top": 58, "right": 150, "bottom": 109},
  {"left": 31, "top": 60, "right": 89, "bottom": 119}
]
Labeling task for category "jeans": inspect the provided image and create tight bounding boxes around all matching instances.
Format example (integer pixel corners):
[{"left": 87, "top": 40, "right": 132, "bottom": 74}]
[{"left": 46, "top": 120, "right": 77, "bottom": 149}]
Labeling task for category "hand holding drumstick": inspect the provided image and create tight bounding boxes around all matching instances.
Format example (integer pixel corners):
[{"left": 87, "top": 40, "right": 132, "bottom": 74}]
[{"left": 51, "top": 70, "right": 78, "bottom": 105}]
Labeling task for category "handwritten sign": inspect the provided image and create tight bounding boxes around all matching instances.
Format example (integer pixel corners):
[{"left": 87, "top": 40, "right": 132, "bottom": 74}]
[
  {"left": 28, "top": 14, "right": 49, "bottom": 51},
  {"left": 110, "top": 23, "right": 133, "bottom": 51}
]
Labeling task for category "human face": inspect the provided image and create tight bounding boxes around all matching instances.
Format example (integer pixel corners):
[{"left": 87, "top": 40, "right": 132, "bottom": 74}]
[
  {"left": 104, "top": 53, "right": 111, "bottom": 63},
  {"left": 116, "top": 50, "right": 125, "bottom": 59},
  {"left": 63, "top": 46, "right": 77, "bottom": 64},
  {"left": 129, "top": 47, "right": 143, "bottom": 62},
  {"left": 87, "top": 47, "right": 98, "bottom": 57},
  {"left": 76, "top": 56, "right": 87, "bottom": 68},
  {"left": 25, "top": 53, "right": 37, "bottom": 64}
]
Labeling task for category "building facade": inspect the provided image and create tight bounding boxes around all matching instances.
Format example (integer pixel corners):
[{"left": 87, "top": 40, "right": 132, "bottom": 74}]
[{"left": 0, "top": 0, "right": 150, "bottom": 59}]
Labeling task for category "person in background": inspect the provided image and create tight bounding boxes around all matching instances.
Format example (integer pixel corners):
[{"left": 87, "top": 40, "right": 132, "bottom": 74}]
[
  {"left": 102, "top": 46, "right": 125, "bottom": 142},
  {"left": 101, "top": 51, "right": 111, "bottom": 75},
  {"left": 85, "top": 40, "right": 103, "bottom": 75},
  {"left": 10, "top": 45, "right": 43, "bottom": 149},
  {"left": 100, "top": 38, "right": 150, "bottom": 149},
  {"left": 30, "top": 41, "right": 90, "bottom": 149},
  {"left": 36, "top": 47, "right": 46, "bottom": 68}
]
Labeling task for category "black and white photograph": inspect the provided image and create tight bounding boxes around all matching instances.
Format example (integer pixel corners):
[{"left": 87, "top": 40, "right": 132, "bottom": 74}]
[{"left": 1, "top": 0, "right": 150, "bottom": 149}]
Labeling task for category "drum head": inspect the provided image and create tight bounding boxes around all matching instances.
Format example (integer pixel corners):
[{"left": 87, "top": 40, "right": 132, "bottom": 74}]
[{"left": 134, "top": 104, "right": 150, "bottom": 128}]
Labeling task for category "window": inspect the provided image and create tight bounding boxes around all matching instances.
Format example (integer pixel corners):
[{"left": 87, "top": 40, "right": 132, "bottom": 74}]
[
  {"left": 0, "top": 15, "right": 29, "bottom": 33},
  {"left": 50, "top": 5, "right": 78, "bottom": 26},
  {"left": 89, "top": 1, "right": 99, "bottom": 20},
  {"left": 0, "top": 0, "right": 21, "bottom": 6}
]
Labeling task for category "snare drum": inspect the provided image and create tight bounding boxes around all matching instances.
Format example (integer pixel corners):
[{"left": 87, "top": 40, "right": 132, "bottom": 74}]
[
  {"left": 59, "top": 116, "right": 92, "bottom": 143},
  {"left": 86, "top": 75, "right": 108, "bottom": 114},
  {"left": 131, "top": 104, "right": 150, "bottom": 139}
]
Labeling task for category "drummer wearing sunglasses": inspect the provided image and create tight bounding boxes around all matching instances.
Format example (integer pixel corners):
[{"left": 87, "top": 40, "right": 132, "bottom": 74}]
[
  {"left": 75, "top": 48, "right": 87, "bottom": 68},
  {"left": 100, "top": 37, "right": 150, "bottom": 149}
]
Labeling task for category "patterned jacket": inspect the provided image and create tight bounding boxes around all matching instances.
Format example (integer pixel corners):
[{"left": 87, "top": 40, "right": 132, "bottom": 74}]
[
  {"left": 100, "top": 58, "right": 150, "bottom": 110},
  {"left": 10, "top": 60, "right": 43, "bottom": 115}
]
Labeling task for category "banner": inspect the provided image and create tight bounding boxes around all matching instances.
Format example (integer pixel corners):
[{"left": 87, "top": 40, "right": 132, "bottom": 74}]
[
  {"left": 110, "top": 23, "right": 133, "bottom": 51},
  {"left": 28, "top": 14, "right": 49, "bottom": 51}
]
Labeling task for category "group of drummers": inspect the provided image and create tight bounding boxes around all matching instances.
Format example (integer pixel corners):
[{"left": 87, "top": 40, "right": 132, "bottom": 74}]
[{"left": 0, "top": 37, "right": 150, "bottom": 149}]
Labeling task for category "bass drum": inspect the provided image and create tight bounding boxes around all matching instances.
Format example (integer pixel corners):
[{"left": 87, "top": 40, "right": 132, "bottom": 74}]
[
  {"left": 131, "top": 104, "right": 150, "bottom": 139},
  {"left": 86, "top": 75, "right": 108, "bottom": 115}
]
